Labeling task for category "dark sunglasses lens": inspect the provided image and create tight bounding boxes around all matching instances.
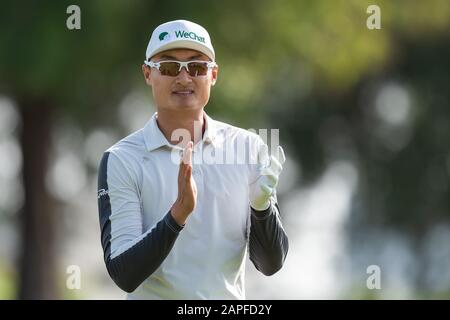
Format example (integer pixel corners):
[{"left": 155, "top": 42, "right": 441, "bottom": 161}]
[
  {"left": 159, "top": 62, "right": 180, "bottom": 76},
  {"left": 187, "top": 62, "right": 209, "bottom": 76}
]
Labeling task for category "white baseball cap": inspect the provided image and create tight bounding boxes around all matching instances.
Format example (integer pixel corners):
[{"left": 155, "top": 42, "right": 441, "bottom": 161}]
[{"left": 145, "top": 20, "right": 215, "bottom": 61}]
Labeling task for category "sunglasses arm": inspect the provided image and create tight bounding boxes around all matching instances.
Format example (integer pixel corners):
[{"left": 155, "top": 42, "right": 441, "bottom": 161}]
[{"left": 144, "top": 61, "right": 159, "bottom": 68}]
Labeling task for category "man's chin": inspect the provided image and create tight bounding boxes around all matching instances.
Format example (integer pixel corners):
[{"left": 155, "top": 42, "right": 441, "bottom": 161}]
[{"left": 170, "top": 102, "right": 202, "bottom": 110}]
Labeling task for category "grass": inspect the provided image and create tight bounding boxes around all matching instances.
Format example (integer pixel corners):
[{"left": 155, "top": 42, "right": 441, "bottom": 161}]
[{"left": 0, "top": 261, "right": 16, "bottom": 299}]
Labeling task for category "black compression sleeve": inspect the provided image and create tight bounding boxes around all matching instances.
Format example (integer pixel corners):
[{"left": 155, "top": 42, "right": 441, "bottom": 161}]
[{"left": 249, "top": 202, "right": 289, "bottom": 276}]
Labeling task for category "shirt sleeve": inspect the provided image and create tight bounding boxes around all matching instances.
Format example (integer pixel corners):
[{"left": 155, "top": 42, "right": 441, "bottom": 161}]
[
  {"left": 249, "top": 200, "right": 289, "bottom": 276},
  {"left": 97, "top": 151, "right": 183, "bottom": 293}
]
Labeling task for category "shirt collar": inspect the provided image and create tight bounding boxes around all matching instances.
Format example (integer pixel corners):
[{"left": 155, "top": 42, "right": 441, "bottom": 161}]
[
  {"left": 203, "top": 112, "right": 217, "bottom": 146},
  {"left": 143, "top": 111, "right": 218, "bottom": 152}
]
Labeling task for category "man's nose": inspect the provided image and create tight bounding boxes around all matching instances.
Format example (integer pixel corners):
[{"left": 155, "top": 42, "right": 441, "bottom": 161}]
[{"left": 175, "top": 67, "right": 193, "bottom": 85}]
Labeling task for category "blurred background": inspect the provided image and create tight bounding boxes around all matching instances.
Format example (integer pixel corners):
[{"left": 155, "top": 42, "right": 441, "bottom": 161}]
[{"left": 0, "top": 0, "right": 449, "bottom": 299}]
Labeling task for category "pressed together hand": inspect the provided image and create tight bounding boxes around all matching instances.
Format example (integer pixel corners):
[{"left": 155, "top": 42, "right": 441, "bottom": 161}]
[
  {"left": 170, "top": 142, "right": 285, "bottom": 224},
  {"left": 171, "top": 141, "right": 198, "bottom": 226}
]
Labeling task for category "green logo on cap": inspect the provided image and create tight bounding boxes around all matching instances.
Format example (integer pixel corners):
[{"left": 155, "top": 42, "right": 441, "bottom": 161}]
[
  {"left": 174, "top": 30, "right": 205, "bottom": 43},
  {"left": 159, "top": 32, "right": 169, "bottom": 41}
]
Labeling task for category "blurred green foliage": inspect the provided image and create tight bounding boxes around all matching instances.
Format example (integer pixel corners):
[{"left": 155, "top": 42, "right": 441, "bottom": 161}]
[{"left": 0, "top": 262, "right": 15, "bottom": 299}]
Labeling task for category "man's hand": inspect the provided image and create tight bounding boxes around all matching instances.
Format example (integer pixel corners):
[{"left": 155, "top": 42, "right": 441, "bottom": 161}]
[
  {"left": 249, "top": 145, "right": 285, "bottom": 211},
  {"left": 171, "top": 141, "right": 197, "bottom": 226}
]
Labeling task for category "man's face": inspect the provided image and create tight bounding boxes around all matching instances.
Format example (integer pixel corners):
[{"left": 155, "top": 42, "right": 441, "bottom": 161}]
[{"left": 142, "top": 49, "right": 218, "bottom": 112}]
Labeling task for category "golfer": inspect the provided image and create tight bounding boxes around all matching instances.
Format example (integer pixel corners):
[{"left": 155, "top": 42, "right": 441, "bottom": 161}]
[{"left": 97, "top": 19, "right": 289, "bottom": 299}]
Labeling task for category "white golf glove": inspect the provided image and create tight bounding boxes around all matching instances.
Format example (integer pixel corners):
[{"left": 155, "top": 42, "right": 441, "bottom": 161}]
[{"left": 249, "top": 145, "right": 286, "bottom": 211}]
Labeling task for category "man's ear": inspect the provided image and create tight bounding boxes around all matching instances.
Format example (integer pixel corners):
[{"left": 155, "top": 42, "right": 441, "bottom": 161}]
[
  {"left": 211, "top": 65, "right": 219, "bottom": 86},
  {"left": 142, "top": 64, "right": 153, "bottom": 86}
]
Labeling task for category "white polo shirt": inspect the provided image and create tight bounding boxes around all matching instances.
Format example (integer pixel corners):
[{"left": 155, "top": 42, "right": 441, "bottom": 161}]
[{"left": 103, "top": 111, "right": 267, "bottom": 299}]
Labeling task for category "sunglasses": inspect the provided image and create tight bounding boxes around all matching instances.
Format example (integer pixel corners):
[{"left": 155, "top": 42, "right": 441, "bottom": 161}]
[{"left": 144, "top": 60, "right": 217, "bottom": 77}]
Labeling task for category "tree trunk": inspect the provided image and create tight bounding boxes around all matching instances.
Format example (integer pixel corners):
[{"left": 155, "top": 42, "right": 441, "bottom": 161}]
[{"left": 18, "top": 98, "right": 57, "bottom": 299}]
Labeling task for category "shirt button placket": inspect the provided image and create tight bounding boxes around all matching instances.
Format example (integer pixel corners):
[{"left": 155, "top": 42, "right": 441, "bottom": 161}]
[{"left": 192, "top": 165, "right": 203, "bottom": 193}]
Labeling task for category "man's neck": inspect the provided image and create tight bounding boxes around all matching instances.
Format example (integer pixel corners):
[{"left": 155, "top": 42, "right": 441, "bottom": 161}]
[{"left": 155, "top": 109, "right": 206, "bottom": 147}]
